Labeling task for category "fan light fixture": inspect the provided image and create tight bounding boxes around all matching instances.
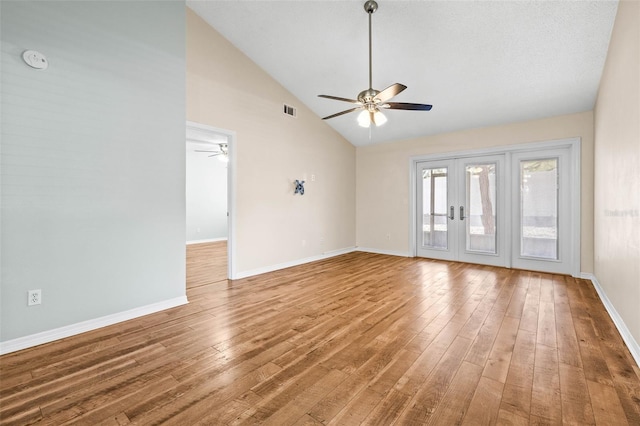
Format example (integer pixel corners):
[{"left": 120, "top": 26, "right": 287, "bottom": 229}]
[
  {"left": 357, "top": 109, "right": 387, "bottom": 128},
  {"left": 357, "top": 110, "right": 371, "bottom": 127},
  {"left": 318, "top": 1, "right": 432, "bottom": 128}
]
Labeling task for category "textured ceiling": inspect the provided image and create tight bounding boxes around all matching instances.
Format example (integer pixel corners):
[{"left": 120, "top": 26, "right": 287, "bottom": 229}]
[{"left": 187, "top": 0, "right": 618, "bottom": 147}]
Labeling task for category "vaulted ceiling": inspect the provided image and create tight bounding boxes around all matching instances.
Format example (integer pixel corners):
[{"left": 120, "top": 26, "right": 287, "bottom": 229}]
[{"left": 187, "top": 0, "right": 618, "bottom": 147}]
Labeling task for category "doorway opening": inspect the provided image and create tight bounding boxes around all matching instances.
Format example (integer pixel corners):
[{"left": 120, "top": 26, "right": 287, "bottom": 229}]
[{"left": 186, "top": 121, "right": 236, "bottom": 285}]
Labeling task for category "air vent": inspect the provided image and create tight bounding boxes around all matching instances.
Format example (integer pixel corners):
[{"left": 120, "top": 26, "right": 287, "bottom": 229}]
[{"left": 283, "top": 104, "right": 297, "bottom": 118}]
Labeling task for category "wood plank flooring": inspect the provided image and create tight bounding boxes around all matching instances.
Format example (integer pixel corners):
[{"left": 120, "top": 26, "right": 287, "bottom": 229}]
[
  {"left": 186, "top": 241, "right": 227, "bottom": 288},
  {"left": 2, "top": 250, "right": 640, "bottom": 425}
]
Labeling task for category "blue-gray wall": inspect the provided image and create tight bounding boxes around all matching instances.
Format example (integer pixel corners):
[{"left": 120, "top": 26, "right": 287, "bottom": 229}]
[{"left": 1, "top": 1, "right": 186, "bottom": 342}]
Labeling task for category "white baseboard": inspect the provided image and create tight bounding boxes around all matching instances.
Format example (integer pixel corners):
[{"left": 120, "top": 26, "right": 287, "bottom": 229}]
[
  {"left": 581, "top": 273, "right": 640, "bottom": 368},
  {"left": 233, "top": 247, "right": 357, "bottom": 280},
  {"left": 186, "top": 237, "right": 227, "bottom": 245},
  {"left": 356, "top": 247, "right": 410, "bottom": 257},
  {"left": 0, "top": 296, "right": 188, "bottom": 355}
]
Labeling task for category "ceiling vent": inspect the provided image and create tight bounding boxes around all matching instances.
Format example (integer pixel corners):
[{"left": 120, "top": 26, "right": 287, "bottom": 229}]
[{"left": 283, "top": 104, "right": 297, "bottom": 118}]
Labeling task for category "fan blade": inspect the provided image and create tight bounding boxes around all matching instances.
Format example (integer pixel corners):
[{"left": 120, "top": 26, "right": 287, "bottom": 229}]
[
  {"left": 382, "top": 102, "right": 432, "bottom": 111},
  {"left": 374, "top": 83, "right": 407, "bottom": 103},
  {"left": 195, "top": 150, "right": 218, "bottom": 153},
  {"left": 322, "top": 107, "right": 363, "bottom": 120},
  {"left": 208, "top": 153, "right": 222, "bottom": 157},
  {"left": 318, "top": 94, "right": 361, "bottom": 104}
]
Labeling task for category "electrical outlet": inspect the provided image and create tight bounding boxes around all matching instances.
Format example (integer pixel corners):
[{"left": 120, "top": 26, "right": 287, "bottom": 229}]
[{"left": 28, "top": 289, "right": 42, "bottom": 306}]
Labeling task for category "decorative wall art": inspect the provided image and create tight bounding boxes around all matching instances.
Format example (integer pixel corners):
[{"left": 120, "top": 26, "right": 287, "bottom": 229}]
[{"left": 294, "top": 180, "right": 305, "bottom": 195}]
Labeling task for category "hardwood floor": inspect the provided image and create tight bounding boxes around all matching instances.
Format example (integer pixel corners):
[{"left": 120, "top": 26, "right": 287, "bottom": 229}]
[
  {"left": 186, "top": 241, "right": 228, "bottom": 288},
  {"left": 2, "top": 251, "right": 639, "bottom": 425}
]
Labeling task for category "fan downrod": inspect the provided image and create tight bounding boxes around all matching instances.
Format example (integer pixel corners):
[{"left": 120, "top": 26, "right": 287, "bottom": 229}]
[{"left": 317, "top": 0, "right": 433, "bottom": 124}]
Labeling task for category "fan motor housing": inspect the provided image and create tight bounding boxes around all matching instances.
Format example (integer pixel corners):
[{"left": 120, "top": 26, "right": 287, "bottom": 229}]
[{"left": 358, "top": 88, "right": 380, "bottom": 105}]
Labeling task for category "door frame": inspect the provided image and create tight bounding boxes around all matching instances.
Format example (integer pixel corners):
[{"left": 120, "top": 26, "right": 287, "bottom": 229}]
[
  {"left": 186, "top": 121, "right": 237, "bottom": 280},
  {"left": 408, "top": 137, "right": 581, "bottom": 277}
]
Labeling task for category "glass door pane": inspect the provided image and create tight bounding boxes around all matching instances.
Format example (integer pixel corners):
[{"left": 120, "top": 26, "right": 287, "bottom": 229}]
[
  {"left": 520, "top": 158, "right": 558, "bottom": 259},
  {"left": 465, "top": 163, "right": 497, "bottom": 254},
  {"left": 421, "top": 167, "right": 449, "bottom": 249}
]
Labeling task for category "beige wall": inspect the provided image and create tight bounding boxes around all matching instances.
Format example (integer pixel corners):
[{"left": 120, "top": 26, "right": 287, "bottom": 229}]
[
  {"left": 594, "top": 0, "right": 640, "bottom": 345},
  {"left": 186, "top": 8, "right": 356, "bottom": 274},
  {"left": 356, "top": 111, "right": 594, "bottom": 272}
]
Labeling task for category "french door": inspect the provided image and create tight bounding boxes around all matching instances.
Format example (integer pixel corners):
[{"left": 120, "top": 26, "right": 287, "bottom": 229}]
[
  {"left": 416, "top": 155, "right": 507, "bottom": 267},
  {"left": 510, "top": 148, "right": 572, "bottom": 274},
  {"left": 415, "top": 144, "right": 576, "bottom": 275}
]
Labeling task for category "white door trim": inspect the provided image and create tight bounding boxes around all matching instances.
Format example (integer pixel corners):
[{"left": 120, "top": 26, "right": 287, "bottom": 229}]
[
  {"left": 186, "top": 121, "right": 237, "bottom": 280},
  {"left": 409, "top": 137, "right": 581, "bottom": 276}
]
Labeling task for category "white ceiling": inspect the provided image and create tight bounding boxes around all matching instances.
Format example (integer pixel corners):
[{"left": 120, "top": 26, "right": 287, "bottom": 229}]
[{"left": 187, "top": 0, "right": 618, "bottom": 147}]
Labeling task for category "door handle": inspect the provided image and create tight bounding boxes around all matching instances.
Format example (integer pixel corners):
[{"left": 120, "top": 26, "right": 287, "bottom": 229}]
[
  {"left": 449, "top": 206, "right": 455, "bottom": 220},
  {"left": 460, "top": 206, "right": 466, "bottom": 220}
]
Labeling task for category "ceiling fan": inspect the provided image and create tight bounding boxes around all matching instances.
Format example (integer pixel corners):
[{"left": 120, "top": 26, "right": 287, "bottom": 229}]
[
  {"left": 318, "top": 0, "right": 432, "bottom": 128},
  {"left": 195, "top": 143, "right": 228, "bottom": 162}
]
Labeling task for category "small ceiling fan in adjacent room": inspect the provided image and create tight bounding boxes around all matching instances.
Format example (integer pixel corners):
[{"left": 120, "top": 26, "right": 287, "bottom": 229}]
[
  {"left": 318, "top": 0, "right": 432, "bottom": 128},
  {"left": 195, "top": 143, "right": 228, "bottom": 163}
]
